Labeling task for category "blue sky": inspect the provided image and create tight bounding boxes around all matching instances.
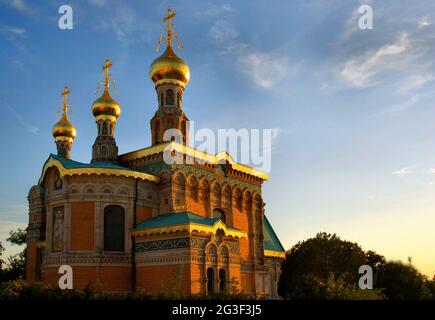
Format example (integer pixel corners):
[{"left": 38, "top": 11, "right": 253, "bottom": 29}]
[{"left": 1, "top": 0, "right": 435, "bottom": 276}]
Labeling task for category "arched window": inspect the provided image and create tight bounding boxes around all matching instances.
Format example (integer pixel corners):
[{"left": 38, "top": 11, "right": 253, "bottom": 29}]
[
  {"left": 207, "top": 268, "right": 214, "bottom": 295},
  {"left": 104, "top": 205, "right": 125, "bottom": 251},
  {"left": 54, "top": 171, "right": 63, "bottom": 190},
  {"left": 166, "top": 89, "right": 174, "bottom": 105},
  {"left": 189, "top": 176, "right": 198, "bottom": 201},
  {"left": 160, "top": 92, "right": 164, "bottom": 107},
  {"left": 181, "top": 121, "right": 186, "bottom": 144},
  {"left": 213, "top": 208, "right": 225, "bottom": 223},
  {"left": 219, "top": 269, "right": 226, "bottom": 292},
  {"left": 102, "top": 122, "right": 108, "bottom": 135},
  {"left": 175, "top": 174, "right": 186, "bottom": 206},
  {"left": 177, "top": 92, "right": 181, "bottom": 107}
]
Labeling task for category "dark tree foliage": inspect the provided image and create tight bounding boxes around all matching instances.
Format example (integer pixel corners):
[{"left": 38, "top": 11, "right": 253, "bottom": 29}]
[
  {"left": 0, "top": 228, "right": 27, "bottom": 281},
  {"left": 278, "top": 232, "right": 433, "bottom": 300},
  {"left": 377, "top": 261, "right": 432, "bottom": 300},
  {"left": 278, "top": 232, "right": 368, "bottom": 299},
  {"left": 6, "top": 229, "right": 27, "bottom": 246},
  {"left": 0, "top": 241, "right": 4, "bottom": 270},
  {"left": 426, "top": 276, "right": 435, "bottom": 298}
]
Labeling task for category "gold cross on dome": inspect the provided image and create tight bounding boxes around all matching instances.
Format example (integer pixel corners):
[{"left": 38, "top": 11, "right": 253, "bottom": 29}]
[
  {"left": 102, "top": 57, "right": 113, "bottom": 90},
  {"left": 163, "top": 7, "right": 176, "bottom": 46},
  {"left": 61, "top": 86, "right": 70, "bottom": 114}
]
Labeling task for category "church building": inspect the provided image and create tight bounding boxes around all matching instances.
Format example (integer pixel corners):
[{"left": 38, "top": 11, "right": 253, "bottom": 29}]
[{"left": 25, "top": 8, "right": 285, "bottom": 298}]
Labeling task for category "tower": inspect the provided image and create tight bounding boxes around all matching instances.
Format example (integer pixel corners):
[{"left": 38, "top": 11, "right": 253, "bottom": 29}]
[
  {"left": 91, "top": 58, "right": 121, "bottom": 163},
  {"left": 149, "top": 7, "right": 190, "bottom": 146},
  {"left": 52, "top": 86, "right": 76, "bottom": 159}
]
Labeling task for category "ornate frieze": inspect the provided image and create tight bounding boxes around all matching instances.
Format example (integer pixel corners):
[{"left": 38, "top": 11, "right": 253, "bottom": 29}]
[{"left": 136, "top": 237, "right": 208, "bottom": 252}]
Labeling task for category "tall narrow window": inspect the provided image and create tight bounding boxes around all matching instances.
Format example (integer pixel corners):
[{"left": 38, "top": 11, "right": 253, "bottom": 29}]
[
  {"left": 160, "top": 92, "right": 164, "bottom": 107},
  {"left": 102, "top": 122, "right": 108, "bottom": 135},
  {"left": 219, "top": 269, "right": 226, "bottom": 292},
  {"left": 166, "top": 89, "right": 174, "bottom": 105},
  {"left": 207, "top": 268, "right": 214, "bottom": 295},
  {"left": 181, "top": 121, "right": 186, "bottom": 144},
  {"left": 104, "top": 205, "right": 125, "bottom": 251}
]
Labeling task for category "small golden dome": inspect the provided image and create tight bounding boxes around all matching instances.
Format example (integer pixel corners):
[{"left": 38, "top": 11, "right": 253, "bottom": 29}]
[
  {"left": 52, "top": 113, "right": 77, "bottom": 140},
  {"left": 149, "top": 44, "right": 190, "bottom": 86},
  {"left": 91, "top": 89, "right": 121, "bottom": 119}
]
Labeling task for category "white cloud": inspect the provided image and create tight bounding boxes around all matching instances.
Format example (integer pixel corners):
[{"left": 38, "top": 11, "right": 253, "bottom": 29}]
[
  {"left": 418, "top": 16, "right": 431, "bottom": 28},
  {"left": 0, "top": 25, "right": 26, "bottom": 40},
  {"left": 96, "top": 4, "right": 148, "bottom": 46},
  {"left": 395, "top": 73, "right": 435, "bottom": 95},
  {"left": 4, "top": 25, "right": 25, "bottom": 36},
  {"left": 392, "top": 166, "right": 416, "bottom": 177},
  {"left": 237, "top": 51, "right": 292, "bottom": 88},
  {"left": 428, "top": 168, "right": 435, "bottom": 174},
  {"left": 194, "top": 4, "right": 235, "bottom": 18},
  {"left": 383, "top": 92, "right": 431, "bottom": 116},
  {"left": 7, "top": 0, "right": 34, "bottom": 15},
  {"left": 4, "top": 102, "right": 39, "bottom": 135},
  {"left": 339, "top": 33, "right": 415, "bottom": 88},
  {"left": 89, "top": 0, "right": 108, "bottom": 6},
  {"left": 208, "top": 20, "right": 239, "bottom": 44}
]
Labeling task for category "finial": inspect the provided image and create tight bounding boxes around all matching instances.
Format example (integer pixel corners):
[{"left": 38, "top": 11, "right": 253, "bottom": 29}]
[
  {"left": 156, "top": 6, "right": 182, "bottom": 52},
  {"left": 59, "top": 85, "right": 73, "bottom": 119},
  {"left": 61, "top": 86, "right": 69, "bottom": 114},
  {"left": 102, "top": 57, "right": 113, "bottom": 92}
]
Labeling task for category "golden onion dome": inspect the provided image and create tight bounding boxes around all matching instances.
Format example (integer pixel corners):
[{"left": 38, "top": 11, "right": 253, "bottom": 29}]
[
  {"left": 149, "top": 44, "right": 190, "bottom": 87},
  {"left": 52, "top": 113, "right": 77, "bottom": 140},
  {"left": 91, "top": 89, "right": 121, "bottom": 120}
]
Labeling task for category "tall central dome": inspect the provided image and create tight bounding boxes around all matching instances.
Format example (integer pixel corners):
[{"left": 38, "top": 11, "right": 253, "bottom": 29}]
[
  {"left": 149, "top": 7, "right": 190, "bottom": 88},
  {"left": 149, "top": 7, "right": 191, "bottom": 146}
]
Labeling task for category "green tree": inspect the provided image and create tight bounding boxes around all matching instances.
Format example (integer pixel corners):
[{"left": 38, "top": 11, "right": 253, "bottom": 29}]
[
  {"left": 0, "top": 228, "right": 27, "bottom": 281},
  {"left": 278, "top": 232, "right": 368, "bottom": 299},
  {"left": 426, "top": 275, "right": 435, "bottom": 298},
  {"left": 0, "top": 241, "right": 4, "bottom": 270},
  {"left": 377, "top": 261, "right": 432, "bottom": 300}
]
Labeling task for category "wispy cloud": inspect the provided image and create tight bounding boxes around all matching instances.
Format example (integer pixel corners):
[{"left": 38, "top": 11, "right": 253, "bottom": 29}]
[
  {"left": 208, "top": 20, "right": 239, "bottom": 44},
  {"left": 96, "top": 4, "right": 150, "bottom": 46},
  {"left": 194, "top": 3, "right": 235, "bottom": 18},
  {"left": 395, "top": 73, "right": 435, "bottom": 95},
  {"left": 339, "top": 33, "right": 419, "bottom": 88},
  {"left": 3, "top": 102, "right": 39, "bottom": 135},
  {"left": 418, "top": 16, "right": 431, "bottom": 29},
  {"left": 5, "top": 0, "right": 35, "bottom": 15},
  {"left": 89, "top": 0, "right": 108, "bottom": 6},
  {"left": 392, "top": 165, "right": 416, "bottom": 177},
  {"left": 0, "top": 25, "right": 26, "bottom": 39},
  {"left": 237, "top": 51, "right": 292, "bottom": 89}
]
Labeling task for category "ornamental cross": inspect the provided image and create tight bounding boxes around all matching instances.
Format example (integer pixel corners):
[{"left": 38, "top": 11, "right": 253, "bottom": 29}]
[
  {"left": 102, "top": 58, "right": 113, "bottom": 90},
  {"left": 156, "top": 6, "right": 182, "bottom": 51},
  {"left": 163, "top": 7, "right": 176, "bottom": 45},
  {"left": 59, "top": 86, "right": 72, "bottom": 119}
]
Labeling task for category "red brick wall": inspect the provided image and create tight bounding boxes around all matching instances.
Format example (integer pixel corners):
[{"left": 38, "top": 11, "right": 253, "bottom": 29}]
[
  {"left": 42, "top": 266, "right": 131, "bottom": 291},
  {"left": 136, "top": 206, "right": 153, "bottom": 224},
  {"left": 136, "top": 264, "right": 191, "bottom": 295},
  {"left": 70, "top": 202, "right": 95, "bottom": 251}
]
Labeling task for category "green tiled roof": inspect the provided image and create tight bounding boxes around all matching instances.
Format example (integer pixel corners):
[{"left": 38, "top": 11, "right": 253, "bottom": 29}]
[
  {"left": 263, "top": 215, "right": 285, "bottom": 252},
  {"left": 50, "top": 154, "right": 131, "bottom": 170},
  {"left": 135, "top": 212, "right": 234, "bottom": 230},
  {"left": 135, "top": 211, "right": 285, "bottom": 252}
]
